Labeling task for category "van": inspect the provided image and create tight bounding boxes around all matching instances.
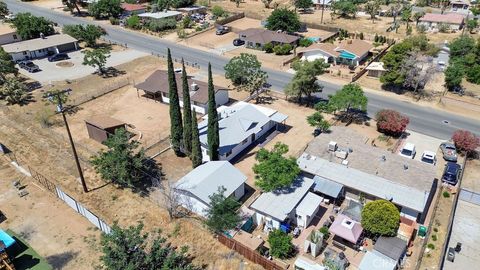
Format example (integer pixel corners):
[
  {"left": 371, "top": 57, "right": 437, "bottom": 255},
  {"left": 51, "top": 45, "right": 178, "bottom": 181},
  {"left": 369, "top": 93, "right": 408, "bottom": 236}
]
[{"left": 399, "top": 143, "right": 416, "bottom": 159}]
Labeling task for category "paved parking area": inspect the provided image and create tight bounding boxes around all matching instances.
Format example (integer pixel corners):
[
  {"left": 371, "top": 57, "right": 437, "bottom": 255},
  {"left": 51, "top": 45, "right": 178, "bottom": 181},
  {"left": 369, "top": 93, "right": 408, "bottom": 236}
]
[
  {"left": 17, "top": 49, "right": 148, "bottom": 84},
  {"left": 398, "top": 130, "right": 445, "bottom": 165}
]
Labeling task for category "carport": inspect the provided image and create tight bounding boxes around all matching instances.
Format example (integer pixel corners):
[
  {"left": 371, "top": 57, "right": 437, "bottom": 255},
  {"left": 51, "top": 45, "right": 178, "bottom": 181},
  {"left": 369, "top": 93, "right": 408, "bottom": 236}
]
[{"left": 85, "top": 116, "right": 126, "bottom": 143}]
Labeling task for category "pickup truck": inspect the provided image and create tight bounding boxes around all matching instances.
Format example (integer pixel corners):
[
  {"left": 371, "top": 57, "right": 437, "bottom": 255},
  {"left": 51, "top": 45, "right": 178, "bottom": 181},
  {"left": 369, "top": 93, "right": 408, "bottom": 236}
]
[{"left": 19, "top": 61, "right": 40, "bottom": 73}]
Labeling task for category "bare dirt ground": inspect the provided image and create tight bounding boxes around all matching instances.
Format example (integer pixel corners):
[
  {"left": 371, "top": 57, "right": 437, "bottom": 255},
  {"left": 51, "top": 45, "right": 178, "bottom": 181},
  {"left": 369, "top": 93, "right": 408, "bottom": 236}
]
[
  {"left": 461, "top": 158, "right": 480, "bottom": 193},
  {"left": 226, "top": 47, "right": 294, "bottom": 69},
  {"left": 0, "top": 158, "right": 101, "bottom": 270}
]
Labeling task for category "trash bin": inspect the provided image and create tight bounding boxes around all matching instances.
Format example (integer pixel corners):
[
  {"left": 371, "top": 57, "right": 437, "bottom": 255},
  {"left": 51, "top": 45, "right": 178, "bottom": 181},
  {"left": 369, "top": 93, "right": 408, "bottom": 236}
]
[{"left": 418, "top": 225, "right": 427, "bottom": 237}]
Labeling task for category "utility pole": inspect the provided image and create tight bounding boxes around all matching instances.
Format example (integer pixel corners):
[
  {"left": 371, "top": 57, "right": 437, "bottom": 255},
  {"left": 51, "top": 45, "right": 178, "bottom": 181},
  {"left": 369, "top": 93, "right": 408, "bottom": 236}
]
[
  {"left": 321, "top": 0, "right": 326, "bottom": 24},
  {"left": 45, "top": 89, "right": 88, "bottom": 193}
]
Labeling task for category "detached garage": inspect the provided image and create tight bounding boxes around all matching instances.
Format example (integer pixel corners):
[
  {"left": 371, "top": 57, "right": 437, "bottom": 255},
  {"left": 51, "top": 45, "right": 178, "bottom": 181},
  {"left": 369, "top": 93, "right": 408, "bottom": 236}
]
[{"left": 85, "top": 116, "right": 126, "bottom": 143}]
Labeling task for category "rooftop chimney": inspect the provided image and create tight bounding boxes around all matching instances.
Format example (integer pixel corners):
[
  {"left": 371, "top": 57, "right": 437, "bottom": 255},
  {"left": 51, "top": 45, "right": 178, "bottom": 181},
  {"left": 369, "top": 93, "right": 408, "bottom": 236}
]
[
  {"left": 40, "top": 32, "right": 45, "bottom": 39},
  {"left": 190, "top": 82, "right": 198, "bottom": 91}
]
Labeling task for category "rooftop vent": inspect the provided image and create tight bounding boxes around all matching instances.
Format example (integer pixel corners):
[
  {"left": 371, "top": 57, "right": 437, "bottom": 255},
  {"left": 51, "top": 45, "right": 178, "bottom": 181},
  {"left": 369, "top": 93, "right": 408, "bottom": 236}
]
[
  {"left": 328, "top": 141, "right": 337, "bottom": 152},
  {"left": 381, "top": 155, "right": 386, "bottom": 162},
  {"left": 403, "top": 164, "right": 409, "bottom": 170},
  {"left": 190, "top": 82, "right": 198, "bottom": 91}
]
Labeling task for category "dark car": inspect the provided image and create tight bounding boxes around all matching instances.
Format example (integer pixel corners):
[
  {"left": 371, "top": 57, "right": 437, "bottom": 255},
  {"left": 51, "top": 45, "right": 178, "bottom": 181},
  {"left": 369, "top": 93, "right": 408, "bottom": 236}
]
[
  {"left": 216, "top": 26, "right": 230, "bottom": 35},
  {"left": 442, "top": 162, "right": 461, "bottom": 185},
  {"left": 19, "top": 61, "right": 40, "bottom": 73},
  {"left": 233, "top": 38, "right": 245, "bottom": 46},
  {"left": 48, "top": 53, "right": 69, "bottom": 62}
]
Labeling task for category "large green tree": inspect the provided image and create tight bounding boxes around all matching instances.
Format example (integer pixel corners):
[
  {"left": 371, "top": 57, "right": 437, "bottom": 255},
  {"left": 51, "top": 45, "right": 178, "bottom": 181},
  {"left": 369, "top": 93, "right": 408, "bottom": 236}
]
[
  {"left": 91, "top": 128, "right": 148, "bottom": 187},
  {"left": 181, "top": 60, "right": 193, "bottom": 156},
  {"left": 0, "top": 47, "right": 17, "bottom": 84},
  {"left": 332, "top": 0, "right": 357, "bottom": 18},
  {"left": 322, "top": 83, "right": 368, "bottom": 120},
  {"left": 0, "top": 1, "right": 9, "bottom": 19},
  {"left": 224, "top": 53, "right": 263, "bottom": 86},
  {"left": 306, "top": 112, "right": 331, "bottom": 133},
  {"left": 444, "top": 63, "right": 464, "bottom": 90},
  {"left": 12, "top": 13, "right": 55, "bottom": 40},
  {"left": 284, "top": 59, "right": 329, "bottom": 104},
  {"left": 253, "top": 142, "right": 300, "bottom": 192},
  {"left": 267, "top": 229, "right": 294, "bottom": 259},
  {"left": 361, "top": 200, "right": 400, "bottom": 236},
  {"left": 167, "top": 49, "right": 184, "bottom": 155},
  {"left": 294, "top": 0, "right": 312, "bottom": 12},
  {"left": 190, "top": 108, "right": 202, "bottom": 168},
  {"left": 266, "top": 8, "right": 301, "bottom": 33},
  {"left": 88, "top": 0, "right": 124, "bottom": 19},
  {"left": 207, "top": 63, "right": 219, "bottom": 161},
  {"left": 0, "top": 78, "right": 31, "bottom": 105},
  {"left": 82, "top": 47, "right": 111, "bottom": 74},
  {"left": 204, "top": 186, "right": 241, "bottom": 233},
  {"left": 62, "top": 24, "right": 105, "bottom": 47}
]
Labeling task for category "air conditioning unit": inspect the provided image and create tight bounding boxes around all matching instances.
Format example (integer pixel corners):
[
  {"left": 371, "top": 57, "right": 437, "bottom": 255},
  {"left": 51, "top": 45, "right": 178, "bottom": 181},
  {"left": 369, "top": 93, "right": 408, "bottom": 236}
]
[{"left": 328, "top": 141, "right": 337, "bottom": 152}]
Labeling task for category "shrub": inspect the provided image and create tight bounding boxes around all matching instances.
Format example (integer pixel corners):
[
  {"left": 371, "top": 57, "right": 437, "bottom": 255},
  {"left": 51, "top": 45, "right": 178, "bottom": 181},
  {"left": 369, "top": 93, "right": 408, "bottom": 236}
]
[
  {"left": 432, "top": 234, "right": 437, "bottom": 241},
  {"left": 267, "top": 229, "right": 294, "bottom": 259},
  {"left": 109, "top": 16, "right": 119, "bottom": 25},
  {"left": 212, "top": 5, "right": 225, "bottom": 17},
  {"left": 417, "top": 24, "right": 427, "bottom": 34},
  {"left": 427, "top": 243, "right": 435, "bottom": 250},
  {"left": 299, "top": 38, "right": 313, "bottom": 47},
  {"left": 263, "top": 42, "right": 274, "bottom": 53},
  {"left": 181, "top": 16, "right": 192, "bottom": 29},
  {"left": 198, "top": 0, "right": 209, "bottom": 7},
  {"left": 126, "top": 15, "right": 141, "bottom": 29},
  {"left": 177, "top": 28, "right": 187, "bottom": 38},
  {"left": 452, "top": 130, "right": 480, "bottom": 154},
  {"left": 374, "top": 33, "right": 378, "bottom": 42},
  {"left": 375, "top": 109, "right": 410, "bottom": 137},
  {"left": 443, "top": 191, "right": 451, "bottom": 198},
  {"left": 195, "top": 25, "right": 203, "bottom": 32},
  {"left": 361, "top": 200, "right": 400, "bottom": 236},
  {"left": 438, "top": 23, "right": 449, "bottom": 33},
  {"left": 147, "top": 18, "right": 177, "bottom": 32},
  {"left": 433, "top": 227, "right": 438, "bottom": 232},
  {"left": 273, "top": 44, "right": 293, "bottom": 55},
  {"left": 359, "top": 32, "right": 364, "bottom": 40}
]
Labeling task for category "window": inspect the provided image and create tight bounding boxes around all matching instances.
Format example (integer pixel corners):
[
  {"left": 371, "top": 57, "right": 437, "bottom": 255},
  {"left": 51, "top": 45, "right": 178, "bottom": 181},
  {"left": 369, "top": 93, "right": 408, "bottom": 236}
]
[
  {"left": 22, "top": 51, "right": 27, "bottom": 55},
  {"left": 225, "top": 150, "right": 232, "bottom": 157},
  {"left": 13, "top": 34, "right": 17, "bottom": 40},
  {"left": 241, "top": 138, "right": 248, "bottom": 145}
]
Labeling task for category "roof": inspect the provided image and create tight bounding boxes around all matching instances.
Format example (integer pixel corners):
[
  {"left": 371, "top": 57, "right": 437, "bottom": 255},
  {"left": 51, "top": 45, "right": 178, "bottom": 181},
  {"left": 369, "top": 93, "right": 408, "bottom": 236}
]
[
  {"left": 313, "top": 175, "right": 343, "bottom": 198},
  {"left": 0, "top": 23, "right": 16, "bottom": 36},
  {"left": 296, "top": 192, "right": 323, "bottom": 216},
  {"left": 198, "top": 102, "right": 288, "bottom": 156},
  {"left": 238, "top": 28, "right": 300, "bottom": 44},
  {"left": 2, "top": 34, "right": 77, "bottom": 53},
  {"left": 374, "top": 237, "right": 407, "bottom": 261},
  {"left": 174, "top": 161, "right": 246, "bottom": 206},
  {"left": 329, "top": 214, "right": 363, "bottom": 243},
  {"left": 121, "top": 3, "right": 146, "bottom": 11},
  {"left": 177, "top": 6, "right": 206, "bottom": 11},
  {"left": 135, "top": 70, "right": 225, "bottom": 104},
  {"left": 397, "top": 218, "right": 416, "bottom": 242},
  {"left": 294, "top": 257, "right": 326, "bottom": 270},
  {"left": 232, "top": 230, "right": 264, "bottom": 250},
  {"left": 359, "top": 251, "right": 397, "bottom": 270},
  {"left": 85, "top": 115, "right": 125, "bottom": 130},
  {"left": 337, "top": 39, "right": 373, "bottom": 57},
  {"left": 0, "top": 229, "right": 15, "bottom": 249},
  {"left": 250, "top": 177, "right": 315, "bottom": 221},
  {"left": 366, "top": 62, "right": 386, "bottom": 71},
  {"left": 138, "top": 11, "right": 182, "bottom": 19},
  {"left": 420, "top": 13, "right": 464, "bottom": 25},
  {"left": 299, "top": 42, "right": 340, "bottom": 57}
]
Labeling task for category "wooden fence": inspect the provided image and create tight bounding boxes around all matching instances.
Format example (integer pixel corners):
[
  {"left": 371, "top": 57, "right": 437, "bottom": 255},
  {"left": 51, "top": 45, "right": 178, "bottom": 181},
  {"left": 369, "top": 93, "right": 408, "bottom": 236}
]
[
  {"left": 216, "top": 12, "right": 245, "bottom": 26},
  {"left": 351, "top": 41, "right": 396, "bottom": 82}
]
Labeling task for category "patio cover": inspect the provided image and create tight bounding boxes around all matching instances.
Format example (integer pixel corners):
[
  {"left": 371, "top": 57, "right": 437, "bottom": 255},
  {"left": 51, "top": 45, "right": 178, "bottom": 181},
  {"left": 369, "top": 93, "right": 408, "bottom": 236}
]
[
  {"left": 359, "top": 250, "right": 396, "bottom": 270},
  {"left": 374, "top": 237, "right": 407, "bottom": 261},
  {"left": 313, "top": 175, "right": 343, "bottom": 198},
  {"left": 329, "top": 214, "right": 363, "bottom": 244},
  {"left": 0, "top": 229, "right": 15, "bottom": 248}
]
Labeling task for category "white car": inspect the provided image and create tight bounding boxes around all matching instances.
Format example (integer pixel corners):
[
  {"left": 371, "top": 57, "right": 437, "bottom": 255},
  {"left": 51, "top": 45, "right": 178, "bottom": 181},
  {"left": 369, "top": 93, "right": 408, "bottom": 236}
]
[
  {"left": 421, "top": 151, "right": 437, "bottom": 165},
  {"left": 399, "top": 143, "right": 416, "bottom": 159}
]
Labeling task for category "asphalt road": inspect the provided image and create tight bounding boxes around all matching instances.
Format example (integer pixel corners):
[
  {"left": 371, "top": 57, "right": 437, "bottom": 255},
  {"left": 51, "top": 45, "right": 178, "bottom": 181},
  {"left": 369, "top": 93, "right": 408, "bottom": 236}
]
[{"left": 5, "top": 0, "right": 480, "bottom": 139}]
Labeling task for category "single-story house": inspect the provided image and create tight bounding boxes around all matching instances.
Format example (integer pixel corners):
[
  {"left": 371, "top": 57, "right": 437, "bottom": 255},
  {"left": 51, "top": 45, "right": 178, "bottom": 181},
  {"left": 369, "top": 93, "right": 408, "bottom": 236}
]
[
  {"left": 419, "top": 13, "right": 464, "bottom": 31},
  {"left": 177, "top": 6, "right": 207, "bottom": 15},
  {"left": 299, "top": 39, "right": 373, "bottom": 66},
  {"left": 121, "top": 3, "right": 147, "bottom": 16},
  {"left": 134, "top": 70, "right": 229, "bottom": 114},
  {"left": 85, "top": 116, "right": 126, "bottom": 143},
  {"left": 366, "top": 62, "right": 387, "bottom": 78},
  {"left": 294, "top": 256, "right": 326, "bottom": 270},
  {"left": 359, "top": 250, "right": 397, "bottom": 270},
  {"left": 450, "top": 0, "right": 469, "bottom": 11},
  {"left": 198, "top": 101, "right": 288, "bottom": 162},
  {"left": 138, "top": 11, "right": 183, "bottom": 21},
  {"left": 174, "top": 161, "right": 247, "bottom": 217},
  {"left": 329, "top": 214, "right": 363, "bottom": 244},
  {"left": 249, "top": 177, "right": 316, "bottom": 232},
  {"left": 0, "top": 23, "right": 21, "bottom": 46},
  {"left": 312, "top": 0, "right": 332, "bottom": 9},
  {"left": 238, "top": 28, "right": 300, "bottom": 49},
  {"left": 374, "top": 236, "right": 408, "bottom": 267},
  {"left": 2, "top": 34, "right": 78, "bottom": 62}
]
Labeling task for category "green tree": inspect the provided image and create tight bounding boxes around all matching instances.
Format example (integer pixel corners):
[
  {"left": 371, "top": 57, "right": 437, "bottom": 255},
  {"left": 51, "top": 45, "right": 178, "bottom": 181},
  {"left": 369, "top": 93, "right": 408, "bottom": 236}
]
[
  {"left": 82, "top": 47, "right": 111, "bottom": 74},
  {"left": 294, "top": 0, "right": 312, "bottom": 12},
  {"left": 365, "top": 0, "right": 380, "bottom": 23},
  {"left": 207, "top": 63, "right": 219, "bottom": 161},
  {"left": 12, "top": 13, "right": 55, "bottom": 40},
  {"left": 91, "top": 128, "right": 148, "bottom": 187},
  {"left": 190, "top": 108, "right": 202, "bottom": 168},
  {"left": 211, "top": 5, "right": 225, "bottom": 17},
  {"left": 266, "top": 8, "right": 301, "bottom": 33},
  {"left": 307, "top": 112, "right": 331, "bottom": 133},
  {"left": 224, "top": 53, "right": 263, "bottom": 86},
  {"left": 285, "top": 59, "right": 329, "bottom": 104},
  {"left": 170, "top": 0, "right": 196, "bottom": 8},
  {"left": 253, "top": 142, "right": 300, "bottom": 192},
  {"left": 412, "top": 11, "right": 425, "bottom": 26},
  {"left": 361, "top": 200, "right": 400, "bottom": 236},
  {"left": 267, "top": 229, "right": 294, "bottom": 259},
  {"left": 62, "top": 0, "right": 82, "bottom": 15},
  {"left": 323, "top": 83, "right": 368, "bottom": 120},
  {"left": 181, "top": 60, "right": 192, "bottom": 156},
  {"left": 204, "top": 186, "right": 241, "bottom": 233},
  {"left": 63, "top": 24, "right": 105, "bottom": 47},
  {"left": 126, "top": 14, "right": 141, "bottom": 29},
  {"left": 0, "top": 47, "right": 17, "bottom": 84},
  {"left": 332, "top": 0, "right": 357, "bottom": 18},
  {"left": 237, "top": 69, "right": 268, "bottom": 103},
  {"left": 444, "top": 63, "right": 464, "bottom": 90},
  {"left": 167, "top": 49, "right": 184, "bottom": 155},
  {"left": 0, "top": 78, "right": 31, "bottom": 105},
  {"left": 0, "top": 1, "right": 9, "bottom": 19},
  {"left": 467, "top": 19, "right": 478, "bottom": 33},
  {"left": 401, "top": 6, "right": 412, "bottom": 32},
  {"left": 88, "top": 0, "right": 123, "bottom": 19},
  {"left": 466, "top": 64, "right": 480, "bottom": 84},
  {"left": 157, "top": 0, "right": 172, "bottom": 10}
]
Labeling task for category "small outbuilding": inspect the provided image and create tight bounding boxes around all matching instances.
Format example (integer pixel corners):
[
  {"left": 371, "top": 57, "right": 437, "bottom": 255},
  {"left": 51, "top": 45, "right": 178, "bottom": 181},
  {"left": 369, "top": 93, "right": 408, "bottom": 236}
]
[
  {"left": 85, "top": 116, "right": 126, "bottom": 143},
  {"left": 295, "top": 192, "right": 323, "bottom": 228},
  {"left": 374, "top": 236, "right": 408, "bottom": 265},
  {"left": 366, "top": 62, "right": 387, "bottom": 78},
  {"left": 359, "top": 250, "right": 397, "bottom": 270}
]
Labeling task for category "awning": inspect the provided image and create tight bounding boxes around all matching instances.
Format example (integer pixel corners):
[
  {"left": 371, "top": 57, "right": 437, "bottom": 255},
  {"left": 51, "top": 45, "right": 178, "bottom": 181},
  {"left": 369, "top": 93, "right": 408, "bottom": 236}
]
[
  {"left": 270, "top": 112, "right": 288, "bottom": 123},
  {"left": 313, "top": 175, "right": 343, "bottom": 198}
]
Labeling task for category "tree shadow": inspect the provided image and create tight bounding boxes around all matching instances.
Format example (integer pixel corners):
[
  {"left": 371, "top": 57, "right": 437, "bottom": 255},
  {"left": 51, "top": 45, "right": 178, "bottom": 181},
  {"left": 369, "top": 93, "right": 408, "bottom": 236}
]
[
  {"left": 12, "top": 254, "right": 40, "bottom": 270},
  {"left": 101, "top": 67, "right": 126, "bottom": 78},
  {"left": 333, "top": 110, "right": 371, "bottom": 126},
  {"left": 45, "top": 251, "right": 79, "bottom": 270}
]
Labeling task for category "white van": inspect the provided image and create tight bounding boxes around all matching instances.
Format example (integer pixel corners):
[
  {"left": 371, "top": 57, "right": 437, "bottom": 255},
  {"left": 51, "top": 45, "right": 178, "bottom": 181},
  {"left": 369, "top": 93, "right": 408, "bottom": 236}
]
[{"left": 399, "top": 143, "right": 416, "bottom": 159}]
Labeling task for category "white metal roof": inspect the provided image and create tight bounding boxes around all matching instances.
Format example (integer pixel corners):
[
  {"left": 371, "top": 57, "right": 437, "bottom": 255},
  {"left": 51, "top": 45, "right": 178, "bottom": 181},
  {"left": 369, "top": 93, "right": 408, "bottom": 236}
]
[
  {"left": 296, "top": 192, "right": 323, "bottom": 216},
  {"left": 138, "top": 11, "right": 181, "bottom": 19},
  {"left": 359, "top": 251, "right": 397, "bottom": 270},
  {"left": 2, "top": 34, "right": 77, "bottom": 53}
]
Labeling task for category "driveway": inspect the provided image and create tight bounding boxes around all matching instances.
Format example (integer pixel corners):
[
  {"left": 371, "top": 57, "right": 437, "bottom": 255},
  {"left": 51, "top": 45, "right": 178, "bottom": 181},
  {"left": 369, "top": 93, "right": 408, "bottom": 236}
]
[
  {"left": 398, "top": 130, "right": 446, "bottom": 165},
  {"left": 17, "top": 49, "right": 148, "bottom": 84}
]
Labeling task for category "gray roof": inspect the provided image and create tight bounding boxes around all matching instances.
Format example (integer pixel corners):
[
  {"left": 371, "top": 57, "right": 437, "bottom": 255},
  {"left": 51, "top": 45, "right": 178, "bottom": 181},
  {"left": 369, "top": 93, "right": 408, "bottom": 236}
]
[
  {"left": 296, "top": 192, "right": 323, "bottom": 216},
  {"left": 250, "top": 177, "right": 315, "bottom": 221},
  {"left": 174, "top": 161, "right": 246, "bottom": 206},
  {"left": 374, "top": 237, "right": 407, "bottom": 261},
  {"left": 2, "top": 34, "right": 77, "bottom": 53},
  {"left": 313, "top": 175, "right": 343, "bottom": 198},
  {"left": 359, "top": 251, "right": 397, "bottom": 270}
]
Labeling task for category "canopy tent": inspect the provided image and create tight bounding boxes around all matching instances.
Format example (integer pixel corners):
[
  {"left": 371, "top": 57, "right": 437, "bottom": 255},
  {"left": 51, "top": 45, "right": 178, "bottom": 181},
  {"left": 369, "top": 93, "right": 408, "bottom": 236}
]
[
  {"left": 313, "top": 175, "right": 343, "bottom": 199},
  {"left": 0, "top": 229, "right": 15, "bottom": 249},
  {"left": 329, "top": 214, "right": 363, "bottom": 244}
]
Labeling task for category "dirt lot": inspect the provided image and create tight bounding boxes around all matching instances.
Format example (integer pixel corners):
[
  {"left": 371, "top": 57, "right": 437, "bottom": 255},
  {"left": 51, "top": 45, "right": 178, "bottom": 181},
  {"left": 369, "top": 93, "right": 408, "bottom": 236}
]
[
  {"left": 0, "top": 158, "right": 101, "bottom": 270},
  {"left": 461, "top": 158, "right": 480, "bottom": 193}
]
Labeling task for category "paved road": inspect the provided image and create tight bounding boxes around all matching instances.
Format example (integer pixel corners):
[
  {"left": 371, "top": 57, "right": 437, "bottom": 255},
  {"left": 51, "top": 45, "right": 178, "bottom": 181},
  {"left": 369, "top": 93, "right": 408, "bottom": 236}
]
[{"left": 5, "top": 0, "right": 480, "bottom": 139}]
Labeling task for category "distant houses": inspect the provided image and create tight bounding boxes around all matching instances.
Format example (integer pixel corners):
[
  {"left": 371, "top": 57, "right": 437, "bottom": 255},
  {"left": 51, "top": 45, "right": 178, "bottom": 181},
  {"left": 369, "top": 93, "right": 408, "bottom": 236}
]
[
  {"left": 238, "top": 28, "right": 300, "bottom": 49},
  {"left": 419, "top": 13, "right": 465, "bottom": 31},
  {"left": 0, "top": 23, "right": 21, "bottom": 46}
]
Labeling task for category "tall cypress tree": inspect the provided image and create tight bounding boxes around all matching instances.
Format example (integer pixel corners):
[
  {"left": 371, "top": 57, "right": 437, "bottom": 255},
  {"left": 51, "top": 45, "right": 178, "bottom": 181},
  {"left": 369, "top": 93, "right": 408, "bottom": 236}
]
[
  {"left": 167, "top": 49, "right": 183, "bottom": 155},
  {"left": 191, "top": 108, "right": 202, "bottom": 168},
  {"left": 207, "top": 63, "right": 219, "bottom": 161},
  {"left": 181, "top": 59, "right": 193, "bottom": 156}
]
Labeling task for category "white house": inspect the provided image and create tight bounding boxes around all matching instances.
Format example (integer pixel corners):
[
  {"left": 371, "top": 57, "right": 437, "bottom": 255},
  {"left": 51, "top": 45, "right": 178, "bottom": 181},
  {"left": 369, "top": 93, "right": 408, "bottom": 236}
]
[
  {"left": 0, "top": 23, "right": 21, "bottom": 46},
  {"left": 138, "top": 11, "right": 183, "bottom": 22},
  {"left": 419, "top": 13, "right": 465, "bottom": 31},
  {"left": 174, "top": 161, "right": 247, "bottom": 217},
  {"left": 1, "top": 34, "right": 78, "bottom": 61},
  {"left": 134, "top": 70, "right": 229, "bottom": 114},
  {"left": 299, "top": 39, "right": 373, "bottom": 67},
  {"left": 312, "top": 0, "right": 332, "bottom": 9},
  {"left": 198, "top": 101, "right": 288, "bottom": 162}
]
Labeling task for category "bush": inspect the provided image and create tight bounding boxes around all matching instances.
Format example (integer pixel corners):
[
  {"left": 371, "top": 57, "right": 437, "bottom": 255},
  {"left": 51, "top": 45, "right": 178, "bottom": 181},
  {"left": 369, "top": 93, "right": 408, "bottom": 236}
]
[
  {"left": 374, "top": 33, "right": 378, "bottom": 42},
  {"left": 432, "top": 234, "right": 438, "bottom": 241},
  {"left": 452, "top": 130, "right": 480, "bottom": 154},
  {"left": 181, "top": 16, "right": 192, "bottom": 29},
  {"left": 109, "top": 16, "right": 119, "bottom": 25},
  {"left": 273, "top": 44, "right": 293, "bottom": 55},
  {"left": 126, "top": 15, "right": 141, "bottom": 29},
  {"left": 267, "top": 229, "right": 294, "bottom": 259},
  {"left": 427, "top": 243, "right": 435, "bottom": 250},
  {"left": 375, "top": 109, "right": 410, "bottom": 137},
  {"left": 299, "top": 38, "right": 313, "bottom": 47},
  {"left": 177, "top": 28, "right": 187, "bottom": 38},
  {"left": 147, "top": 18, "right": 177, "bottom": 32},
  {"left": 212, "top": 5, "right": 225, "bottom": 17},
  {"left": 433, "top": 227, "right": 438, "bottom": 232},
  {"left": 171, "top": 0, "right": 196, "bottom": 8},
  {"left": 263, "top": 42, "right": 274, "bottom": 53},
  {"left": 438, "top": 23, "right": 449, "bottom": 33},
  {"left": 359, "top": 32, "right": 364, "bottom": 40},
  {"left": 198, "top": 0, "right": 209, "bottom": 7},
  {"left": 417, "top": 24, "right": 427, "bottom": 34},
  {"left": 361, "top": 200, "right": 400, "bottom": 236},
  {"left": 443, "top": 191, "right": 451, "bottom": 198}
]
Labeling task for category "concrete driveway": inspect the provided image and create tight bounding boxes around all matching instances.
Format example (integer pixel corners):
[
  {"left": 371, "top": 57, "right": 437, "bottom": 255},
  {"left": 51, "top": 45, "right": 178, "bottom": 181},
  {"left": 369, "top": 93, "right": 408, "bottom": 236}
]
[
  {"left": 17, "top": 49, "right": 148, "bottom": 84},
  {"left": 398, "top": 130, "right": 446, "bottom": 165}
]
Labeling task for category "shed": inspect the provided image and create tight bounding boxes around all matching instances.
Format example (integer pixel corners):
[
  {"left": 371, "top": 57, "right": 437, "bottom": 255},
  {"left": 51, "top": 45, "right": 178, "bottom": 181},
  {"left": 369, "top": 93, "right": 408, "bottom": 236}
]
[
  {"left": 366, "top": 62, "right": 387, "bottom": 78},
  {"left": 85, "top": 116, "right": 126, "bottom": 143},
  {"left": 313, "top": 175, "right": 344, "bottom": 201},
  {"left": 374, "top": 236, "right": 407, "bottom": 262},
  {"left": 296, "top": 192, "right": 323, "bottom": 228},
  {"left": 359, "top": 250, "right": 397, "bottom": 270}
]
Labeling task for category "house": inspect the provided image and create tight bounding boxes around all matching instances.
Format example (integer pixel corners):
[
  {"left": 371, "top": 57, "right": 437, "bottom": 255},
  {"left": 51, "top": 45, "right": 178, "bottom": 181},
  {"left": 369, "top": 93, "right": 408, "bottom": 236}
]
[
  {"left": 359, "top": 250, "right": 397, "bottom": 270},
  {"left": 1, "top": 34, "right": 78, "bottom": 61},
  {"left": 297, "top": 126, "right": 437, "bottom": 223},
  {"left": 0, "top": 23, "right": 21, "bottom": 46},
  {"left": 174, "top": 161, "right": 247, "bottom": 217},
  {"left": 450, "top": 0, "right": 470, "bottom": 11},
  {"left": 419, "top": 13, "right": 464, "bottom": 31},
  {"left": 249, "top": 177, "right": 316, "bottom": 231},
  {"left": 121, "top": 3, "right": 147, "bottom": 16},
  {"left": 366, "top": 62, "right": 387, "bottom": 78},
  {"left": 138, "top": 11, "right": 183, "bottom": 22},
  {"left": 374, "top": 237, "right": 408, "bottom": 267},
  {"left": 238, "top": 28, "right": 300, "bottom": 49},
  {"left": 312, "top": 0, "right": 332, "bottom": 9},
  {"left": 134, "top": 70, "right": 229, "bottom": 114},
  {"left": 177, "top": 6, "right": 207, "bottom": 15},
  {"left": 85, "top": 115, "right": 126, "bottom": 143},
  {"left": 298, "top": 39, "right": 373, "bottom": 66},
  {"left": 197, "top": 101, "right": 288, "bottom": 162}
]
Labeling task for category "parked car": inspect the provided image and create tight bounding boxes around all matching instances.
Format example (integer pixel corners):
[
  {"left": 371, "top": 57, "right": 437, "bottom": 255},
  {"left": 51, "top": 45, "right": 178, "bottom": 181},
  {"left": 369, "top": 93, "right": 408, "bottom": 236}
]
[
  {"left": 421, "top": 151, "right": 437, "bottom": 165},
  {"left": 19, "top": 61, "right": 40, "bottom": 73},
  {"left": 440, "top": 142, "right": 458, "bottom": 162},
  {"left": 48, "top": 53, "right": 69, "bottom": 62},
  {"left": 233, "top": 38, "right": 245, "bottom": 46},
  {"left": 399, "top": 143, "right": 416, "bottom": 159},
  {"left": 216, "top": 26, "right": 230, "bottom": 35},
  {"left": 442, "top": 162, "right": 461, "bottom": 185}
]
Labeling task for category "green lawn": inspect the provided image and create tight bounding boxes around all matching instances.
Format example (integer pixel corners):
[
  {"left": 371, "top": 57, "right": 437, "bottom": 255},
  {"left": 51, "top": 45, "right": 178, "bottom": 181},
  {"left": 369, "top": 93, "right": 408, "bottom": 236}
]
[{"left": 5, "top": 229, "right": 53, "bottom": 270}]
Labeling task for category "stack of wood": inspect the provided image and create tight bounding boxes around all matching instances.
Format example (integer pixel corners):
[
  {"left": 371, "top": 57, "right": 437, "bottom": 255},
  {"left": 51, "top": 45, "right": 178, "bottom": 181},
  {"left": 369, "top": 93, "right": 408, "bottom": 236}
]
[{"left": 0, "top": 242, "right": 15, "bottom": 270}]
